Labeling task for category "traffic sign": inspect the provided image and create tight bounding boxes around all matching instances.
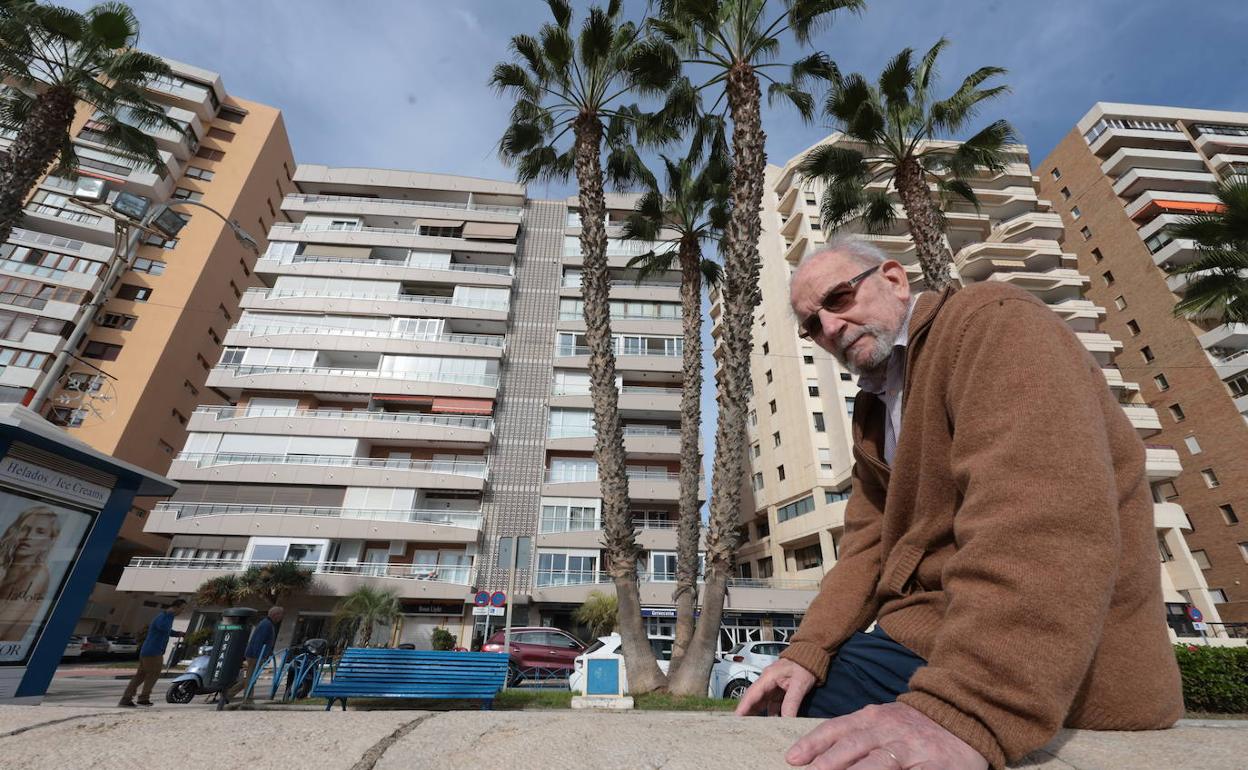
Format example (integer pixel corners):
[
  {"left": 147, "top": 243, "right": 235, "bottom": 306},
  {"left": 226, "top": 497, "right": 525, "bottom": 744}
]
[
  {"left": 1187, "top": 606, "right": 1204, "bottom": 623},
  {"left": 490, "top": 591, "right": 507, "bottom": 607},
  {"left": 472, "top": 606, "right": 504, "bottom": 616},
  {"left": 474, "top": 591, "right": 490, "bottom": 607},
  {"left": 1193, "top": 621, "right": 1208, "bottom": 632}
]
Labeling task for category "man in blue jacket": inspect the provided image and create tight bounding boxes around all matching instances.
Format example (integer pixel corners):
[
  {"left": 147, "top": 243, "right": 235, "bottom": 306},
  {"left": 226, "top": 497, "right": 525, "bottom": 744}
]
[
  {"left": 119, "top": 599, "right": 186, "bottom": 707},
  {"left": 227, "top": 605, "right": 283, "bottom": 700}
]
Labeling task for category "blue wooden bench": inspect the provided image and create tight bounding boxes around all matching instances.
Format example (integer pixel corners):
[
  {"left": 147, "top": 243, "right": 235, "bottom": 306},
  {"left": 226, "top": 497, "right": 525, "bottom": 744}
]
[{"left": 311, "top": 648, "right": 508, "bottom": 711}]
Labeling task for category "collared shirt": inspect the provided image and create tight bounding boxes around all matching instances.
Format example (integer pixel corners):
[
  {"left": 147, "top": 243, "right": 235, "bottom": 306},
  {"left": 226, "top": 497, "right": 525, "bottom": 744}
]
[
  {"left": 139, "top": 610, "right": 175, "bottom": 658},
  {"left": 857, "top": 293, "right": 921, "bottom": 465}
]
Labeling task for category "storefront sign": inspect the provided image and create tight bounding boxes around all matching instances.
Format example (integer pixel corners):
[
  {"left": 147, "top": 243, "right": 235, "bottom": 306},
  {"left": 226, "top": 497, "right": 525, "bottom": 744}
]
[{"left": 0, "top": 457, "right": 109, "bottom": 509}]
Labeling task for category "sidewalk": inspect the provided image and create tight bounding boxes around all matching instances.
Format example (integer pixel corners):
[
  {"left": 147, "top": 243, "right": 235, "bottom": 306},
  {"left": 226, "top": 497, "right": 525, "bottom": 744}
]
[{"left": 1, "top": 705, "right": 1245, "bottom": 769}]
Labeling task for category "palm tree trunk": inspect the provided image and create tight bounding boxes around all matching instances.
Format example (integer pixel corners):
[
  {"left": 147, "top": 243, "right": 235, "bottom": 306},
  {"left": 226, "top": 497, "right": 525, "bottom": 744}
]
[
  {"left": 0, "top": 87, "right": 77, "bottom": 246},
  {"left": 667, "top": 236, "right": 704, "bottom": 679},
  {"left": 572, "top": 115, "right": 665, "bottom": 693},
  {"left": 668, "top": 63, "right": 763, "bottom": 696},
  {"left": 895, "top": 157, "right": 953, "bottom": 289},
  {"left": 360, "top": 620, "right": 372, "bottom": 648}
]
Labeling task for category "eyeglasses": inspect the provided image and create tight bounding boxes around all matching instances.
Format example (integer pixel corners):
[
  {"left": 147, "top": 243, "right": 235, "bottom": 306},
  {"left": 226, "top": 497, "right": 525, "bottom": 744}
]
[{"left": 796, "top": 264, "right": 881, "bottom": 340}]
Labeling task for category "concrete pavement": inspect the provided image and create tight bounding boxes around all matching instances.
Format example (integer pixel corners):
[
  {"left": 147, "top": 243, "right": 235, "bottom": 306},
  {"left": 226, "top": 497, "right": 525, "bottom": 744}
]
[{"left": 1, "top": 704, "right": 1245, "bottom": 769}]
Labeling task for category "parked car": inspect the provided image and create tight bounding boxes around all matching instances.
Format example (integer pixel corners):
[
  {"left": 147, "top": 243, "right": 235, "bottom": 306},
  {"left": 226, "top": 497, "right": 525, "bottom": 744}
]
[
  {"left": 62, "top": 635, "right": 84, "bottom": 659},
  {"left": 568, "top": 634, "right": 673, "bottom": 695},
  {"left": 709, "top": 641, "right": 789, "bottom": 700},
  {"left": 106, "top": 636, "right": 138, "bottom": 656},
  {"left": 82, "top": 635, "right": 111, "bottom": 657},
  {"left": 482, "top": 626, "right": 585, "bottom": 683}
]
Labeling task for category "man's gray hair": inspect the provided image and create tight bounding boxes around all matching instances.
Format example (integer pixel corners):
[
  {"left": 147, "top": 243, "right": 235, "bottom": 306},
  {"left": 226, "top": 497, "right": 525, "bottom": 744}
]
[{"left": 797, "top": 236, "right": 888, "bottom": 275}]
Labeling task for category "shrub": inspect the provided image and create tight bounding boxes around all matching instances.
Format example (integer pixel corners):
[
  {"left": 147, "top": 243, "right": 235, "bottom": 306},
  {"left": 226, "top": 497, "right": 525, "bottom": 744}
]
[
  {"left": 430, "top": 627, "right": 456, "bottom": 651},
  {"left": 1174, "top": 644, "right": 1248, "bottom": 713}
]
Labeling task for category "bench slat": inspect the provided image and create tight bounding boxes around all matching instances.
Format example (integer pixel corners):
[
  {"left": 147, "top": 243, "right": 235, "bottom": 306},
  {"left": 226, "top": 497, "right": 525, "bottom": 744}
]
[{"left": 311, "top": 648, "right": 508, "bottom": 710}]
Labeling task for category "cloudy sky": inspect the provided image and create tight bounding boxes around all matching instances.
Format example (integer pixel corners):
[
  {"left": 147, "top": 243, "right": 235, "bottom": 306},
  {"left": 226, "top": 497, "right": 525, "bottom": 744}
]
[{"left": 63, "top": 0, "right": 1248, "bottom": 486}]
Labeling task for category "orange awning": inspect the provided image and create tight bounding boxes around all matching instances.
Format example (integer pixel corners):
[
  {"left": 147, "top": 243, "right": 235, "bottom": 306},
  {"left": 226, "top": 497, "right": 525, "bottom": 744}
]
[
  {"left": 430, "top": 397, "right": 494, "bottom": 415},
  {"left": 1133, "top": 200, "right": 1226, "bottom": 220}
]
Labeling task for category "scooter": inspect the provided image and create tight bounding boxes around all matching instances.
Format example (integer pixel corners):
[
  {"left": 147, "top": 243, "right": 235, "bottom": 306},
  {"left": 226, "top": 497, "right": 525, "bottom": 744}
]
[{"left": 165, "top": 645, "right": 212, "bottom": 704}]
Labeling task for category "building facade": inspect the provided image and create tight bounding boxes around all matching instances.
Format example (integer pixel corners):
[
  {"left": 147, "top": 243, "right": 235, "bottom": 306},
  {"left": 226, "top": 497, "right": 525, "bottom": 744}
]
[
  {"left": 1, "top": 57, "right": 295, "bottom": 634},
  {"left": 1038, "top": 104, "right": 1248, "bottom": 624},
  {"left": 723, "top": 131, "right": 1236, "bottom": 642}
]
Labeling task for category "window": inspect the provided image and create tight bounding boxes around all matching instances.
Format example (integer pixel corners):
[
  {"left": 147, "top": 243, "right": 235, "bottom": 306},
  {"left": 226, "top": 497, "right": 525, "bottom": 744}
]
[
  {"left": 172, "top": 409, "right": 187, "bottom": 426},
  {"left": 1126, "top": 319, "right": 1140, "bottom": 336},
  {"left": 807, "top": 379, "right": 820, "bottom": 397},
  {"left": 47, "top": 406, "right": 85, "bottom": 427},
  {"left": 1210, "top": 589, "right": 1230, "bottom": 604},
  {"left": 97, "top": 312, "right": 136, "bottom": 330},
  {"left": 756, "top": 520, "right": 769, "bottom": 539},
  {"left": 839, "top": 372, "right": 852, "bottom": 381},
  {"left": 1102, "top": 270, "right": 1114, "bottom": 286},
  {"left": 218, "top": 106, "right": 247, "bottom": 124},
  {"left": 762, "top": 342, "right": 769, "bottom": 355},
  {"left": 802, "top": 355, "right": 814, "bottom": 365},
  {"left": 1071, "top": 205, "right": 1082, "bottom": 219},
  {"left": 765, "top": 369, "right": 773, "bottom": 384},
  {"left": 207, "top": 328, "right": 221, "bottom": 345},
  {"left": 132, "top": 257, "right": 166, "bottom": 275},
  {"left": 195, "top": 147, "right": 225, "bottom": 162},
  {"left": 418, "top": 223, "right": 463, "bottom": 238},
  {"left": 825, "top": 489, "right": 850, "bottom": 504},
  {"left": 1168, "top": 403, "right": 1184, "bottom": 421},
  {"left": 777, "top": 465, "right": 785, "bottom": 481},
  {"left": 1060, "top": 187, "right": 1071, "bottom": 200},
  {"left": 207, "top": 127, "right": 235, "bottom": 142},
  {"left": 1114, "top": 295, "right": 1126, "bottom": 310},
  {"left": 813, "top": 412, "right": 826, "bottom": 432},
  {"left": 777, "top": 495, "right": 815, "bottom": 522},
  {"left": 752, "top": 472, "right": 763, "bottom": 491},
  {"left": 1201, "top": 468, "right": 1220, "bottom": 488},
  {"left": 117, "top": 284, "right": 152, "bottom": 302},
  {"left": 1141, "top": 346, "right": 1155, "bottom": 363},
  {"left": 143, "top": 233, "right": 178, "bottom": 249},
  {"left": 751, "top": 443, "right": 760, "bottom": 459},
  {"left": 1184, "top": 436, "right": 1202, "bottom": 455},
  {"left": 1081, "top": 226, "right": 1092, "bottom": 240},
  {"left": 1152, "top": 481, "right": 1179, "bottom": 502},
  {"left": 172, "top": 187, "right": 203, "bottom": 202},
  {"left": 793, "top": 544, "right": 822, "bottom": 570},
  {"left": 185, "top": 166, "right": 214, "bottom": 181},
  {"left": 1092, "top": 248, "right": 1103, "bottom": 262},
  {"left": 1154, "top": 373, "right": 1169, "bottom": 391},
  {"left": 772, "top": 431, "right": 781, "bottom": 447},
  {"left": 1220, "top": 504, "right": 1238, "bottom": 525},
  {"left": 1192, "top": 549, "right": 1212, "bottom": 570},
  {"left": 749, "top": 409, "right": 757, "bottom": 426},
  {"left": 769, "top": 399, "right": 777, "bottom": 414},
  {"left": 1051, "top": 168, "right": 1061, "bottom": 180},
  {"left": 81, "top": 340, "right": 122, "bottom": 361},
  {"left": 1228, "top": 375, "right": 1248, "bottom": 398},
  {"left": 1241, "top": 542, "right": 1248, "bottom": 563},
  {"left": 183, "top": 379, "right": 199, "bottom": 397},
  {"left": 845, "top": 397, "right": 855, "bottom": 417}
]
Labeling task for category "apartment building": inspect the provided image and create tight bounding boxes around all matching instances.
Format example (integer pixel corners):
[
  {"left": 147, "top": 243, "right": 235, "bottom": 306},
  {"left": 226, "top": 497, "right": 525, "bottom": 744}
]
[
  {"left": 1, "top": 58, "right": 295, "bottom": 635},
  {"left": 1038, "top": 104, "right": 1248, "bottom": 625},
  {"left": 721, "top": 132, "right": 1234, "bottom": 642},
  {"left": 117, "top": 175, "right": 734, "bottom": 651}
]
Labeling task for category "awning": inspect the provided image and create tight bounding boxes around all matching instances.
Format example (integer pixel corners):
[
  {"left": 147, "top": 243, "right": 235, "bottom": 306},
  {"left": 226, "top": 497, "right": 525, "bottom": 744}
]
[
  {"left": 373, "top": 395, "right": 434, "bottom": 405},
  {"left": 430, "top": 397, "right": 494, "bottom": 415},
  {"left": 415, "top": 218, "right": 466, "bottom": 228},
  {"left": 462, "top": 221, "right": 519, "bottom": 240},
  {"left": 1133, "top": 200, "right": 1225, "bottom": 220}
]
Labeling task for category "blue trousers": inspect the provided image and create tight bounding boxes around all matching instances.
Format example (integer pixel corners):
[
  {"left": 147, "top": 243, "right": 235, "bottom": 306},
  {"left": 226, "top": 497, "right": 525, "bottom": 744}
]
[{"left": 799, "top": 626, "right": 927, "bottom": 718}]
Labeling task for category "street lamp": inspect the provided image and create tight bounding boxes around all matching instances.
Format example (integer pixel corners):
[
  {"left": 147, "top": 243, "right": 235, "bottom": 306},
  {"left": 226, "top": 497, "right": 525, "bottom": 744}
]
[{"left": 27, "top": 181, "right": 262, "bottom": 413}]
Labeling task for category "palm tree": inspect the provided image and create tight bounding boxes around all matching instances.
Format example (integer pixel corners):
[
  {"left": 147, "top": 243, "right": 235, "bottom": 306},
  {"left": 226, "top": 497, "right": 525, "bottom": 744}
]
[
  {"left": 649, "top": 0, "right": 862, "bottom": 697},
  {"left": 1165, "top": 176, "right": 1248, "bottom": 324},
  {"left": 239, "top": 560, "right": 315, "bottom": 607},
  {"left": 573, "top": 590, "right": 619, "bottom": 640},
  {"left": 797, "top": 38, "right": 1016, "bottom": 289},
  {"left": 0, "top": 0, "right": 179, "bottom": 244},
  {"left": 491, "top": 0, "right": 679, "bottom": 694},
  {"left": 622, "top": 151, "right": 727, "bottom": 677},
  {"left": 194, "top": 574, "right": 248, "bottom": 608},
  {"left": 333, "top": 585, "right": 400, "bottom": 648}
]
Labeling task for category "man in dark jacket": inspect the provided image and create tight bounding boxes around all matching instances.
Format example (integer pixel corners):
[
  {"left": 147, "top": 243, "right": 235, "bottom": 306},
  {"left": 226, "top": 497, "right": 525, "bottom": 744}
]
[
  {"left": 227, "top": 605, "right": 283, "bottom": 700},
  {"left": 118, "top": 599, "right": 186, "bottom": 707}
]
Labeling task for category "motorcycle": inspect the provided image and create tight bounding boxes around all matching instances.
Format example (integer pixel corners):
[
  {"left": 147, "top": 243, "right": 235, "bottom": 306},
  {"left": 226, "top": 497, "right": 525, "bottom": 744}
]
[{"left": 165, "top": 645, "right": 212, "bottom": 704}]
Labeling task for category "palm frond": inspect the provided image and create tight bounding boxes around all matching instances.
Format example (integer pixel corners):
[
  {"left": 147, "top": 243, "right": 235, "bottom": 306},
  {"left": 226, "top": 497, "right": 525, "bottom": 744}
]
[{"left": 766, "top": 81, "right": 815, "bottom": 122}]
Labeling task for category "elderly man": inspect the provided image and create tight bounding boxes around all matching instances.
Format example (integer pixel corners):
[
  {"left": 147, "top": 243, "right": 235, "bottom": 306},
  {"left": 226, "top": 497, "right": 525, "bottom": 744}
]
[
  {"left": 226, "top": 605, "right": 284, "bottom": 700},
  {"left": 737, "top": 237, "right": 1182, "bottom": 769}
]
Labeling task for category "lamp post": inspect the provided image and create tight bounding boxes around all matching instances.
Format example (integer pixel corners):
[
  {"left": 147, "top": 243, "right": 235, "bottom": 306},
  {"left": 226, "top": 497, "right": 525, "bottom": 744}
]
[{"left": 28, "top": 182, "right": 260, "bottom": 414}]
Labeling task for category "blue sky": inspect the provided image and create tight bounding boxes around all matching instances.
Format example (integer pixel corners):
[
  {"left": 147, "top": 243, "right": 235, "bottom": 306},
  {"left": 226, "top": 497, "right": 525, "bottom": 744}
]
[{"left": 65, "top": 0, "right": 1248, "bottom": 486}]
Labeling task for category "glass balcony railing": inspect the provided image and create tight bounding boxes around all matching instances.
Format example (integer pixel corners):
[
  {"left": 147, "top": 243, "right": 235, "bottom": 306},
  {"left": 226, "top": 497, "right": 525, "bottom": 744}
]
[
  {"left": 537, "top": 515, "right": 683, "bottom": 534},
  {"left": 556, "top": 345, "right": 683, "bottom": 358},
  {"left": 195, "top": 405, "right": 493, "bottom": 430},
  {"left": 545, "top": 468, "right": 682, "bottom": 484},
  {"left": 213, "top": 363, "right": 500, "bottom": 388},
  {"left": 547, "top": 425, "right": 681, "bottom": 439},
  {"left": 285, "top": 193, "right": 523, "bottom": 216},
  {"left": 550, "top": 384, "right": 683, "bottom": 396},
  {"left": 126, "top": 556, "right": 474, "bottom": 585},
  {"left": 246, "top": 287, "right": 509, "bottom": 311},
  {"left": 156, "top": 501, "right": 484, "bottom": 529},
  {"left": 174, "top": 452, "right": 489, "bottom": 477},
  {"left": 263, "top": 253, "right": 514, "bottom": 275},
  {"left": 233, "top": 322, "right": 506, "bottom": 348}
]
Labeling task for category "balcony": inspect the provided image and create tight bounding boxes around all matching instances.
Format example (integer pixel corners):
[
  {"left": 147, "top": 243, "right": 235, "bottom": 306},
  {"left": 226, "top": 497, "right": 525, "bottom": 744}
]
[
  {"left": 1145, "top": 445, "right": 1183, "bottom": 480},
  {"left": 189, "top": 405, "right": 493, "bottom": 445},
  {"left": 1209, "top": 348, "right": 1248, "bottom": 382},
  {"left": 225, "top": 322, "right": 505, "bottom": 359},
  {"left": 254, "top": 254, "right": 513, "bottom": 288},
  {"left": 206, "top": 363, "right": 499, "bottom": 401},
  {"left": 1124, "top": 190, "right": 1222, "bottom": 223},
  {"left": 147, "top": 74, "right": 218, "bottom": 121},
  {"left": 549, "top": 385, "right": 683, "bottom": 415},
  {"left": 118, "top": 557, "right": 474, "bottom": 599},
  {"left": 1100, "top": 147, "right": 1208, "bottom": 177},
  {"left": 148, "top": 501, "right": 482, "bottom": 543},
  {"left": 1112, "top": 168, "right": 1218, "bottom": 199},
  {"left": 1198, "top": 323, "right": 1248, "bottom": 354},
  {"left": 1048, "top": 299, "right": 1106, "bottom": 332},
  {"left": 239, "top": 287, "right": 508, "bottom": 325},
  {"left": 22, "top": 201, "right": 113, "bottom": 242},
  {"left": 169, "top": 452, "right": 489, "bottom": 490},
  {"left": 985, "top": 270, "right": 1088, "bottom": 304},
  {"left": 535, "top": 515, "right": 696, "bottom": 550},
  {"left": 283, "top": 192, "right": 523, "bottom": 220},
  {"left": 1152, "top": 238, "right": 1199, "bottom": 269},
  {"left": 1121, "top": 404, "right": 1163, "bottom": 435},
  {"left": 1084, "top": 118, "right": 1188, "bottom": 157},
  {"left": 268, "top": 221, "right": 518, "bottom": 256},
  {"left": 1192, "top": 125, "right": 1248, "bottom": 156},
  {"left": 554, "top": 347, "right": 683, "bottom": 374},
  {"left": 1075, "top": 332, "right": 1124, "bottom": 366},
  {"left": 542, "top": 468, "right": 689, "bottom": 503},
  {"left": 529, "top": 571, "right": 818, "bottom": 610},
  {"left": 954, "top": 240, "right": 1073, "bottom": 281},
  {"left": 546, "top": 425, "right": 683, "bottom": 457}
]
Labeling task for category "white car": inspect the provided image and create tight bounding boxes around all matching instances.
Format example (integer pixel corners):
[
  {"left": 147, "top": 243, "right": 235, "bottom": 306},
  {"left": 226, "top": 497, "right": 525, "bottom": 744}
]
[
  {"left": 106, "top": 636, "right": 138, "bottom": 656},
  {"left": 708, "top": 640, "right": 790, "bottom": 700},
  {"left": 62, "top": 635, "right": 84, "bottom": 659},
  {"left": 568, "top": 634, "right": 671, "bottom": 695}
]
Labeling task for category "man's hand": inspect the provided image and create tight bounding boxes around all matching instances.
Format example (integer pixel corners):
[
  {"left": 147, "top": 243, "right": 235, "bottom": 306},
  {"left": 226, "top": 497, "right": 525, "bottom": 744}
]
[
  {"left": 735, "top": 658, "right": 817, "bottom": 717},
  {"left": 784, "top": 702, "right": 988, "bottom": 769}
]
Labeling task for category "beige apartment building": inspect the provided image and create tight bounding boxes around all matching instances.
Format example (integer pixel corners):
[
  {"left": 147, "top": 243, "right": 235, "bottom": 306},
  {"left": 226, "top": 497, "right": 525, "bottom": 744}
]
[
  {"left": 1, "top": 57, "right": 295, "bottom": 634},
  {"left": 1039, "top": 104, "right": 1248, "bottom": 625},
  {"left": 718, "top": 132, "right": 1238, "bottom": 643}
]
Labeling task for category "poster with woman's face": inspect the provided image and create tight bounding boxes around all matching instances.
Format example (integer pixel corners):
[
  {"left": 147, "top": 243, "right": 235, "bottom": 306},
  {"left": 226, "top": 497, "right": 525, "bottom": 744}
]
[{"left": 0, "top": 490, "right": 92, "bottom": 664}]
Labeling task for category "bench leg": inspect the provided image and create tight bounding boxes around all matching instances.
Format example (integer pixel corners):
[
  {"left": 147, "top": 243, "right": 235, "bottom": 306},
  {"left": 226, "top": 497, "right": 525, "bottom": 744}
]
[
  {"left": 483, "top": 699, "right": 493, "bottom": 711},
  {"left": 324, "top": 698, "right": 333, "bottom": 712},
  {"left": 341, "top": 697, "right": 348, "bottom": 712}
]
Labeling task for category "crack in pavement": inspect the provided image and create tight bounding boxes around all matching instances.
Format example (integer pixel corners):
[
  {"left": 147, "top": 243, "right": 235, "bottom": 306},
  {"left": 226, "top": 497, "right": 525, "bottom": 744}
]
[
  {"left": 349, "top": 712, "right": 440, "bottom": 770},
  {"left": 0, "top": 711, "right": 119, "bottom": 740}
]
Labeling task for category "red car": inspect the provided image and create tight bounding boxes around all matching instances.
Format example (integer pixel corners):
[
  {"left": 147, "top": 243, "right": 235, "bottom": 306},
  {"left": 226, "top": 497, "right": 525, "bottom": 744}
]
[{"left": 482, "top": 627, "right": 585, "bottom": 682}]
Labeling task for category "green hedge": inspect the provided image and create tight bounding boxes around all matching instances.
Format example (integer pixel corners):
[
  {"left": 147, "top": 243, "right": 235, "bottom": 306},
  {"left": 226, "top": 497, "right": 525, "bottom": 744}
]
[{"left": 1174, "top": 644, "right": 1248, "bottom": 713}]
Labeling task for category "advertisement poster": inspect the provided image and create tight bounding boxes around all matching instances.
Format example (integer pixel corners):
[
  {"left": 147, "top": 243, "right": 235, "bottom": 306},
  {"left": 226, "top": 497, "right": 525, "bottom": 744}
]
[{"left": 0, "top": 489, "right": 92, "bottom": 664}]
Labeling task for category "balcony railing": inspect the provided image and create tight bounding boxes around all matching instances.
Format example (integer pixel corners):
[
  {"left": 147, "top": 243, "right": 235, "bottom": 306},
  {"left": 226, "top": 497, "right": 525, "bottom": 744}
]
[
  {"left": 551, "top": 385, "right": 683, "bottom": 397},
  {"left": 556, "top": 345, "right": 682, "bottom": 358},
  {"left": 273, "top": 220, "right": 510, "bottom": 240},
  {"left": 155, "top": 501, "right": 483, "bottom": 529},
  {"left": 26, "top": 202, "right": 104, "bottom": 225},
  {"left": 561, "top": 279, "right": 680, "bottom": 289},
  {"left": 264, "top": 253, "right": 514, "bottom": 275},
  {"left": 173, "top": 452, "right": 489, "bottom": 477},
  {"left": 537, "top": 516, "right": 683, "bottom": 534},
  {"left": 233, "top": 322, "right": 506, "bottom": 348},
  {"left": 126, "top": 556, "right": 474, "bottom": 585},
  {"left": 533, "top": 569, "right": 706, "bottom": 587},
  {"left": 195, "top": 405, "right": 493, "bottom": 431},
  {"left": 548, "top": 426, "right": 681, "bottom": 439},
  {"left": 285, "top": 192, "right": 523, "bottom": 216},
  {"left": 213, "top": 363, "right": 500, "bottom": 388},
  {"left": 246, "top": 287, "right": 509, "bottom": 311},
  {"left": 545, "top": 468, "right": 682, "bottom": 484},
  {"left": 558, "top": 311, "right": 682, "bottom": 321},
  {"left": 727, "top": 577, "right": 822, "bottom": 591}
]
